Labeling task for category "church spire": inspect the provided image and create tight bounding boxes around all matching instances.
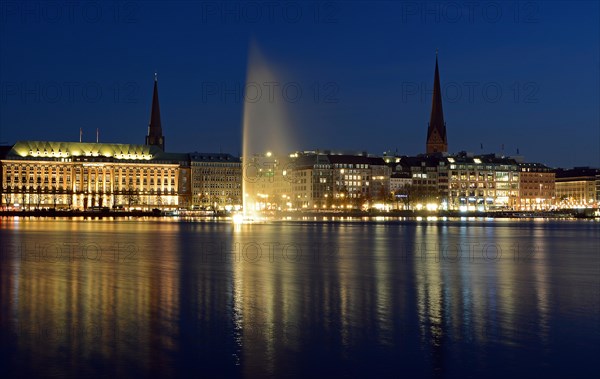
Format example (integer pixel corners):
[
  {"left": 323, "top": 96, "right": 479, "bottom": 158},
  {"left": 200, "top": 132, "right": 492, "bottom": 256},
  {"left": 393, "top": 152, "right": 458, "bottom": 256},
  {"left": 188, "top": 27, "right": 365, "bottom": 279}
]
[
  {"left": 145, "top": 73, "right": 165, "bottom": 151},
  {"left": 426, "top": 52, "right": 448, "bottom": 154}
]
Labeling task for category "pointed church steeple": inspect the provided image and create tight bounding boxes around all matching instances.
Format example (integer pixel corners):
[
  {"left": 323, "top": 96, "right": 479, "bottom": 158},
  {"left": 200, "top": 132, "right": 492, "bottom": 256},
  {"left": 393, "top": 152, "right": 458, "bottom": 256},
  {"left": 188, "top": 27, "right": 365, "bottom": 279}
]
[
  {"left": 145, "top": 73, "right": 165, "bottom": 151},
  {"left": 426, "top": 51, "right": 448, "bottom": 154}
]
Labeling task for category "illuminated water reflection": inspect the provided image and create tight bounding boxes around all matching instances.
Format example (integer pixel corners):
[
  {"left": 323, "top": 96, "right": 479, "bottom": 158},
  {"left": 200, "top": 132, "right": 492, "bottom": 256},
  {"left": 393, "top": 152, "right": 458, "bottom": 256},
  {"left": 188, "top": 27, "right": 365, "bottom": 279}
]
[{"left": 0, "top": 218, "right": 598, "bottom": 378}]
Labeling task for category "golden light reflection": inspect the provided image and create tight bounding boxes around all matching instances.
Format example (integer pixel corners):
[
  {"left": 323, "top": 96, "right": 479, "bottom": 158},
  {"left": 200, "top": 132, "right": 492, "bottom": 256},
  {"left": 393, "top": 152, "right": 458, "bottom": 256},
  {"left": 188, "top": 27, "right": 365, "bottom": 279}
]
[{"left": 0, "top": 219, "right": 589, "bottom": 377}]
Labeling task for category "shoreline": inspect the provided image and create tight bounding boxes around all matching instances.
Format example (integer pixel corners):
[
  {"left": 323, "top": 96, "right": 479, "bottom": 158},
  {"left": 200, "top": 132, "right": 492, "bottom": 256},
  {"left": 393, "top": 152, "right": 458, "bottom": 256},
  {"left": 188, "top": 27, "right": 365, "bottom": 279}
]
[{"left": 0, "top": 209, "right": 596, "bottom": 219}]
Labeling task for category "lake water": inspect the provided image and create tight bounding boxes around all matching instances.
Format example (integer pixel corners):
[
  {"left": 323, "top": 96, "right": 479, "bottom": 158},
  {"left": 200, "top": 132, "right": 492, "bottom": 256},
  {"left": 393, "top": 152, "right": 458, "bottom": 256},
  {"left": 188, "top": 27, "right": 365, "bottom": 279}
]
[{"left": 0, "top": 217, "right": 598, "bottom": 378}]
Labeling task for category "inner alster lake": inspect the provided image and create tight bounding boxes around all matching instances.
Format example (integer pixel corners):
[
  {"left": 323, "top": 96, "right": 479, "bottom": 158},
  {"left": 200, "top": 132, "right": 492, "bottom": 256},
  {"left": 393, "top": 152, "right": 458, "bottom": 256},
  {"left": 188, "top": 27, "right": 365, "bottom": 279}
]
[{"left": 0, "top": 218, "right": 598, "bottom": 378}]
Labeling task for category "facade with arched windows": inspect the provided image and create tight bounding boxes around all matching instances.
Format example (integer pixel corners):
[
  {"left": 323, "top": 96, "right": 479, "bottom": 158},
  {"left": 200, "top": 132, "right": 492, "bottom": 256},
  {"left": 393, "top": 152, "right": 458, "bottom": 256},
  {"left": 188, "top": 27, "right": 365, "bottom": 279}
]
[{"left": 0, "top": 141, "right": 190, "bottom": 210}]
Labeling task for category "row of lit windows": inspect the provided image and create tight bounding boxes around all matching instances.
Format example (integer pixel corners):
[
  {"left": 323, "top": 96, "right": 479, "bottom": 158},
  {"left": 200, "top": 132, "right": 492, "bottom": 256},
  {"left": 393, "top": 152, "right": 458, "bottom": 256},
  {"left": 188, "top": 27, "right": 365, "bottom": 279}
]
[
  {"left": 5, "top": 176, "right": 71, "bottom": 184},
  {"left": 194, "top": 176, "right": 240, "bottom": 182},
  {"left": 333, "top": 163, "right": 371, "bottom": 169},
  {"left": 450, "top": 182, "right": 497, "bottom": 189},
  {"left": 194, "top": 182, "right": 241, "bottom": 188},
  {"left": 4, "top": 163, "right": 175, "bottom": 174},
  {"left": 4, "top": 167, "right": 72, "bottom": 174},
  {"left": 521, "top": 179, "right": 554, "bottom": 183},
  {"left": 2, "top": 184, "right": 176, "bottom": 194},
  {"left": 194, "top": 191, "right": 240, "bottom": 197},
  {"left": 450, "top": 191, "right": 496, "bottom": 197},
  {"left": 521, "top": 168, "right": 552, "bottom": 172},
  {"left": 522, "top": 184, "right": 553, "bottom": 189},
  {"left": 72, "top": 177, "right": 175, "bottom": 186},
  {"left": 343, "top": 175, "right": 365, "bottom": 180},
  {"left": 194, "top": 168, "right": 241, "bottom": 174},
  {"left": 192, "top": 163, "right": 240, "bottom": 168},
  {"left": 521, "top": 192, "right": 553, "bottom": 197},
  {"left": 5, "top": 167, "right": 174, "bottom": 178},
  {"left": 336, "top": 180, "right": 368, "bottom": 186}
]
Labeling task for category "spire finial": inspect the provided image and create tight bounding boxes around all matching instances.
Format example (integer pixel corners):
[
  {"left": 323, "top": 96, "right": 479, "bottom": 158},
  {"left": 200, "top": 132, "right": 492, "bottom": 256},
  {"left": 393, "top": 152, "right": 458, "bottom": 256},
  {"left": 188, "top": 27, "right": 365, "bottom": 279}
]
[
  {"left": 435, "top": 48, "right": 439, "bottom": 57},
  {"left": 154, "top": 71, "right": 158, "bottom": 82}
]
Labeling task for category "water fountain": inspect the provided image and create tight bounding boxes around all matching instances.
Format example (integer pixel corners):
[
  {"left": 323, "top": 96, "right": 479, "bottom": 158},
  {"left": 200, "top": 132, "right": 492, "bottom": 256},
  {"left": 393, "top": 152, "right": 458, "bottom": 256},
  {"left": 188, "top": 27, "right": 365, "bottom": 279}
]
[{"left": 239, "top": 41, "right": 296, "bottom": 222}]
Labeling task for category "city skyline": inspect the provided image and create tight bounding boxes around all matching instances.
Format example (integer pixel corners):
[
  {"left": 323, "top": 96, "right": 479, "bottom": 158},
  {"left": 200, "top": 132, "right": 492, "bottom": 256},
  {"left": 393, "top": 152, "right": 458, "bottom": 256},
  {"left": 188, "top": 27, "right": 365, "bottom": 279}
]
[
  {"left": 1, "top": 4, "right": 599, "bottom": 378},
  {"left": 0, "top": 1, "right": 598, "bottom": 168}
]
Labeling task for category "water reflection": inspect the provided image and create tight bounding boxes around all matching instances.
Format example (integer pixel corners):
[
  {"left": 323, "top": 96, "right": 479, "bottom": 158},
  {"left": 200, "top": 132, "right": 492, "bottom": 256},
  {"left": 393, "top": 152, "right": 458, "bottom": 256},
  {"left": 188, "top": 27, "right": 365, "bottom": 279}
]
[{"left": 0, "top": 219, "right": 598, "bottom": 378}]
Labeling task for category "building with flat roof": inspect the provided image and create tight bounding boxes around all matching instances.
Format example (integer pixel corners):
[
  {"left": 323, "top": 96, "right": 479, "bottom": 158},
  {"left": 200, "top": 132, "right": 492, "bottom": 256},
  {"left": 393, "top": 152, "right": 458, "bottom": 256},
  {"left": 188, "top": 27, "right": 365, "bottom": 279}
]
[
  {"left": 555, "top": 167, "right": 599, "bottom": 208},
  {"left": 288, "top": 152, "right": 391, "bottom": 210},
  {"left": 0, "top": 140, "right": 189, "bottom": 210},
  {"left": 190, "top": 152, "right": 242, "bottom": 210},
  {"left": 517, "top": 162, "right": 555, "bottom": 211},
  {"left": 390, "top": 152, "right": 522, "bottom": 211}
]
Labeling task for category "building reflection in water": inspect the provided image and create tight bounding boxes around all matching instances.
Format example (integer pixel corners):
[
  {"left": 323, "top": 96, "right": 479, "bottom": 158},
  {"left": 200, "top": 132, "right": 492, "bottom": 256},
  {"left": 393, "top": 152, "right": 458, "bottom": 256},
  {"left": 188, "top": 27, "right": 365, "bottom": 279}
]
[{"left": 0, "top": 219, "right": 598, "bottom": 378}]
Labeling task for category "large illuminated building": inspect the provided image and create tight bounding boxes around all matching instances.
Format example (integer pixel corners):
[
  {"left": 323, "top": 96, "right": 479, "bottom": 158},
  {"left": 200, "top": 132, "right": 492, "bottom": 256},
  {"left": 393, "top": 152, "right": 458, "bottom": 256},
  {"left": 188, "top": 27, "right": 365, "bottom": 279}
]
[
  {"left": 0, "top": 78, "right": 191, "bottom": 210},
  {"left": 446, "top": 154, "right": 521, "bottom": 211},
  {"left": 288, "top": 151, "right": 391, "bottom": 210},
  {"left": 388, "top": 153, "right": 528, "bottom": 211},
  {"left": 517, "top": 162, "right": 555, "bottom": 210},
  {"left": 190, "top": 152, "right": 242, "bottom": 210},
  {"left": 554, "top": 167, "right": 600, "bottom": 208}
]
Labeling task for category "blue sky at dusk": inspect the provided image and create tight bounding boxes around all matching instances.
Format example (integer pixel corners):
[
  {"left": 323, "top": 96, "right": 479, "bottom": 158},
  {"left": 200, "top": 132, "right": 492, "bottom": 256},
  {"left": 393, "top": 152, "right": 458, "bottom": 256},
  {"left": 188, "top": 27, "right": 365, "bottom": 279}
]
[{"left": 0, "top": 1, "right": 598, "bottom": 167}]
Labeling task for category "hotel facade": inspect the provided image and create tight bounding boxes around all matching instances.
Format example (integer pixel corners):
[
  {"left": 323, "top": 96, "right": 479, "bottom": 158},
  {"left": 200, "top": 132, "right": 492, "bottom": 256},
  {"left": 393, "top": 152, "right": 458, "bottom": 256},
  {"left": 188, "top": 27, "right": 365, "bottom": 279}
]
[{"left": 0, "top": 141, "right": 189, "bottom": 210}]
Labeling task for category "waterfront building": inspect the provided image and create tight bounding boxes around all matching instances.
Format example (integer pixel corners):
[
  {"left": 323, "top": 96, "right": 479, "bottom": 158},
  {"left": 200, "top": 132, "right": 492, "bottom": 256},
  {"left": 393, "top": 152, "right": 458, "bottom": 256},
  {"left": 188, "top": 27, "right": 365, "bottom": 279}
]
[
  {"left": 517, "top": 162, "right": 555, "bottom": 210},
  {"left": 391, "top": 153, "right": 522, "bottom": 211},
  {"left": 289, "top": 152, "right": 391, "bottom": 209},
  {"left": 0, "top": 141, "right": 188, "bottom": 210},
  {"left": 394, "top": 155, "right": 449, "bottom": 209},
  {"left": 0, "top": 77, "right": 191, "bottom": 211},
  {"left": 446, "top": 154, "right": 520, "bottom": 211},
  {"left": 389, "top": 172, "right": 412, "bottom": 194},
  {"left": 555, "top": 167, "right": 600, "bottom": 208},
  {"left": 190, "top": 152, "right": 242, "bottom": 210}
]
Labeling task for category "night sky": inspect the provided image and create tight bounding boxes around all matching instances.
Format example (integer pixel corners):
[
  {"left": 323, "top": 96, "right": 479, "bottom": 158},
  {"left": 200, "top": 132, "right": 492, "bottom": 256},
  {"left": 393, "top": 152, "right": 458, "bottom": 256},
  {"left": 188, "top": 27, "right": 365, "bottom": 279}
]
[{"left": 0, "top": 1, "right": 598, "bottom": 168}]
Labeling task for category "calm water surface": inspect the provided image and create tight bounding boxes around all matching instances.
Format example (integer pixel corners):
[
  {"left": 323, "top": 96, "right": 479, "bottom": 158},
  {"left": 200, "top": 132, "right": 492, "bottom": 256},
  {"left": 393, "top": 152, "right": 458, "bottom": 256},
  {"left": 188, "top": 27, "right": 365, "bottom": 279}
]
[{"left": 1, "top": 217, "right": 598, "bottom": 378}]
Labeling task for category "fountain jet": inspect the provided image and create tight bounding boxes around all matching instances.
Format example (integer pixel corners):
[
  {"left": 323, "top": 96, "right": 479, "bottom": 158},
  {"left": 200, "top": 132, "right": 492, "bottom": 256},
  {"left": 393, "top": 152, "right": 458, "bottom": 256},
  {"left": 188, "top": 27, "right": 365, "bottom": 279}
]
[{"left": 241, "top": 41, "right": 295, "bottom": 220}]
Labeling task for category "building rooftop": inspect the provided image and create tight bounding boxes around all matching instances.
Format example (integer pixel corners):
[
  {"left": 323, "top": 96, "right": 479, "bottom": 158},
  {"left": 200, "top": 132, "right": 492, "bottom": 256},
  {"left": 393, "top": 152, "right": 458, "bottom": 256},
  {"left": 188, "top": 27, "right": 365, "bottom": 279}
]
[
  {"left": 326, "top": 154, "right": 386, "bottom": 166},
  {"left": 3, "top": 140, "right": 186, "bottom": 163},
  {"left": 518, "top": 162, "right": 553, "bottom": 172},
  {"left": 189, "top": 152, "right": 241, "bottom": 162},
  {"left": 555, "top": 167, "right": 600, "bottom": 179}
]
